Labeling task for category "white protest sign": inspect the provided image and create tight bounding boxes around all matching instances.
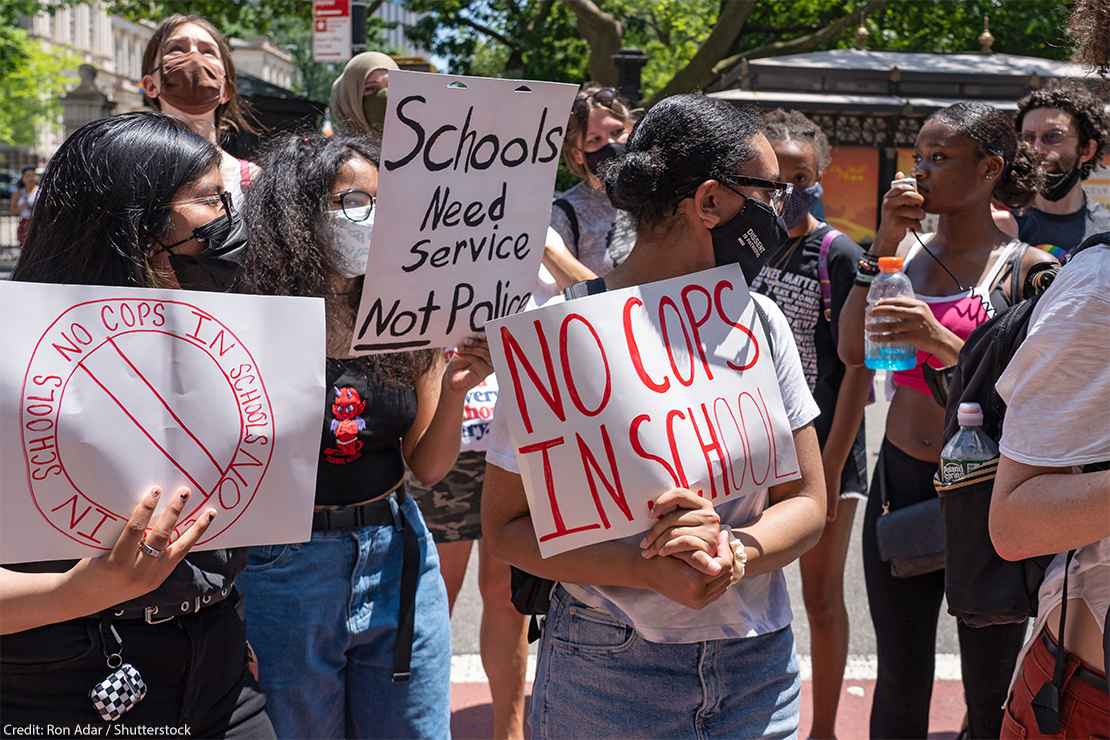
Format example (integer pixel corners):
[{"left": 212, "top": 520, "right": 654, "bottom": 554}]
[
  {"left": 460, "top": 374, "right": 498, "bottom": 452},
  {"left": 0, "top": 282, "right": 326, "bottom": 564},
  {"left": 487, "top": 265, "right": 802, "bottom": 558},
  {"left": 350, "top": 70, "right": 577, "bottom": 355}
]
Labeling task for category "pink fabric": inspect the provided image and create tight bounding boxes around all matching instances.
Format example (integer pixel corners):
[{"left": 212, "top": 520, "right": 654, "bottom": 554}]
[{"left": 891, "top": 291, "right": 993, "bottom": 396}]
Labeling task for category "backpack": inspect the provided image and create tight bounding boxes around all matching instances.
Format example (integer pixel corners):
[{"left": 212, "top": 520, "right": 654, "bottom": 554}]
[
  {"left": 934, "top": 231, "right": 1109, "bottom": 628},
  {"left": 552, "top": 198, "right": 580, "bottom": 251},
  {"left": 509, "top": 275, "right": 778, "bottom": 639}
]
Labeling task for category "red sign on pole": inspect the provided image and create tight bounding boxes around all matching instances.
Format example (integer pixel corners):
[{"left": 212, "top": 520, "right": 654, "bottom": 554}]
[{"left": 313, "top": 0, "right": 352, "bottom": 63}]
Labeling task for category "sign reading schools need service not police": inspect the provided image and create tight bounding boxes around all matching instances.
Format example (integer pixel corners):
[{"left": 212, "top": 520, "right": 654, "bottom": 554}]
[
  {"left": 487, "top": 265, "right": 803, "bottom": 558},
  {"left": 349, "top": 71, "right": 577, "bottom": 355}
]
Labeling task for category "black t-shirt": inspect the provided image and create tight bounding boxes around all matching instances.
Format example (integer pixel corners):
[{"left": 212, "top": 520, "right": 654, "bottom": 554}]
[
  {"left": 750, "top": 224, "right": 868, "bottom": 494},
  {"left": 1017, "top": 200, "right": 1110, "bottom": 260},
  {"left": 315, "top": 358, "right": 418, "bottom": 506}
]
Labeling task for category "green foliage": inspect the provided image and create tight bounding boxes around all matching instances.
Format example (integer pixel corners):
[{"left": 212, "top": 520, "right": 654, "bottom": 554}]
[{"left": 0, "top": 28, "right": 78, "bottom": 146}]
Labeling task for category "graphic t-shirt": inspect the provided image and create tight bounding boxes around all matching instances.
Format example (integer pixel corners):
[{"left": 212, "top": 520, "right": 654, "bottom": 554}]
[
  {"left": 315, "top": 358, "right": 417, "bottom": 506},
  {"left": 1017, "top": 199, "right": 1110, "bottom": 260},
  {"left": 749, "top": 224, "right": 867, "bottom": 495},
  {"left": 550, "top": 182, "right": 636, "bottom": 276}
]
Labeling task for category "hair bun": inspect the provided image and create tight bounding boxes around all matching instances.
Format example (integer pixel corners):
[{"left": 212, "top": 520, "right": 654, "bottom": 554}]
[{"left": 604, "top": 148, "right": 666, "bottom": 215}]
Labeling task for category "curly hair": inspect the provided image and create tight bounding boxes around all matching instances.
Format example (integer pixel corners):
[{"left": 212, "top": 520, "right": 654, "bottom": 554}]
[
  {"left": 761, "top": 108, "right": 832, "bottom": 172},
  {"left": 237, "top": 133, "right": 434, "bottom": 385},
  {"left": 930, "top": 102, "right": 1043, "bottom": 210},
  {"left": 604, "top": 95, "right": 763, "bottom": 227},
  {"left": 1069, "top": 0, "right": 1110, "bottom": 75},
  {"left": 1016, "top": 82, "right": 1109, "bottom": 179}
]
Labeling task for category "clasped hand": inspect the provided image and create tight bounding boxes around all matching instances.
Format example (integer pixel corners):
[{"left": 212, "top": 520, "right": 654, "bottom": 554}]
[{"left": 639, "top": 488, "right": 738, "bottom": 610}]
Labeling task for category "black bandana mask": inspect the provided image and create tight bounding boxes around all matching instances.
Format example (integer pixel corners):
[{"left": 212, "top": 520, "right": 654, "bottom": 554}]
[
  {"left": 1041, "top": 165, "right": 1082, "bottom": 202},
  {"left": 585, "top": 142, "right": 626, "bottom": 177},
  {"left": 711, "top": 197, "right": 791, "bottom": 285}
]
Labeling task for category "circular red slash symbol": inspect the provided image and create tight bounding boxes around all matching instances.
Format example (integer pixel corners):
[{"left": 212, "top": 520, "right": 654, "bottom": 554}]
[{"left": 20, "top": 298, "right": 275, "bottom": 551}]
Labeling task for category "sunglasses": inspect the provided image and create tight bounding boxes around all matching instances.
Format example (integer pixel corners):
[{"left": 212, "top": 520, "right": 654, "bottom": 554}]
[
  {"left": 719, "top": 176, "right": 794, "bottom": 217},
  {"left": 1019, "top": 129, "right": 1076, "bottom": 147},
  {"left": 572, "top": 87, "right": 620, "bottom": 126}
]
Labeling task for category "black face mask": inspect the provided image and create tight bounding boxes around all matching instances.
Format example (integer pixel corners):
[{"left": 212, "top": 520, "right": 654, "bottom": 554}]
[
  {"left": 168, "top": 253, "right": 241, "bottom": 292},
  {"left": 1041, "top": 165, "right": 1082, "bottom": 202},
  {"left": 711, "top": 196, "right": 791, "bottom": 285},
  {"left": 585, "top": 142, "right": 626, "bottom": 177},
  {"left": 157, "top": 194, "right": 248, "bottom": 291}
]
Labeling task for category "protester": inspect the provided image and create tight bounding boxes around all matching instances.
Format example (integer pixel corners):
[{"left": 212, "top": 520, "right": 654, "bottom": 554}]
[
  {"left": 9, "top": 165, "right": 38, "bottom": 246},
  {"left": 235, "top": 133, "right": 493, "bottom": 739},
  {"left": 989, "top": 2, "right": 1110, "bottom": 732},
  {"left": 2, "top": 111, "right": 271, "bottom": 734},
  {"left": 545, "top": 84, "right": 637, "bottom": 282},
  {"left": 750, "top": 108, "right": 872, "bottom": 739},
  {"left": 329, "top": 51, "right": 399, "bottom": 138},
  {"left": 484, "top": 95, "right": 827, "bottom": 739},
  {"left": 1013, "top": 82, "right": 1110, "bottom": 258},
  {"left": 838, "top": 102, "right": 1057, "bottom": 739},
  {"left": 141, "top": 14, "right": 259, "bottom": 207}
]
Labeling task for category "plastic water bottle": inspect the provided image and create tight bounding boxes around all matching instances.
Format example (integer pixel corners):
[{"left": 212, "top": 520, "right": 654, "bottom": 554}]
[
  {"left": 865, "top": 256, "right": 916, "bottom": 371},
  {"left": 938, "top": 403, "right": 999, "bottom": 486}
]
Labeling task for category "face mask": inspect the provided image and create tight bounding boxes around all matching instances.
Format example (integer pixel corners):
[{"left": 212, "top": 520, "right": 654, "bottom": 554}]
[
  {"left": 158, "top": 200, "right": 248, "bottom": 291},
  {"left": 1041, "top": 165, "right": 1081, "bottom": 202},
  {"left": 361, "top": 88, "right": 389, "bottom": 133},
  {"left": 782, "top": 183, "right": 822, "bottom": 230},
  {"left": 158, "top": 50, "right": 225, "bottom": 115},
  {"left": 584, "top": 142, "right": 626, "bottom": 177},
  {"left": 711, "top": 197, "right": 791, "bottom": 285},
  {"left": 330, "top": 207, "right": 375, "bottom": 278}
]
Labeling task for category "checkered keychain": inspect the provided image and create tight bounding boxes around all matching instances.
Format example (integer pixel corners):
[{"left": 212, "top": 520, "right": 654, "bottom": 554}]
[{"left": 89, "top": 621, "right": 148, "bottom": 722}]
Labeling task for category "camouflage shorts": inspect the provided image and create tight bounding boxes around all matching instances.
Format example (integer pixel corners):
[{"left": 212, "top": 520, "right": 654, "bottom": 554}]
[{"left": 412, "top": 451, "right": 486, "bottom": 543}]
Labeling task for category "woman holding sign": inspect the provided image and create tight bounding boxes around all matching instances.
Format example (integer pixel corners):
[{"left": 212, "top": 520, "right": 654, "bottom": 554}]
[
  {"left": 236, "top": 133, "right": 494, "bottom": 739},
  {"left": 3, "top": 112, "right": 271, "bottom": 734},
  {"left": 484, "top": 96, "right": 827, "bottom": 739}
]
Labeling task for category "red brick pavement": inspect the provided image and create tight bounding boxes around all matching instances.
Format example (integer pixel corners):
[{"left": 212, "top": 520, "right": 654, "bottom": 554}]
[{"left": 450, "top": 680, "right": 966, "bottom": 739}]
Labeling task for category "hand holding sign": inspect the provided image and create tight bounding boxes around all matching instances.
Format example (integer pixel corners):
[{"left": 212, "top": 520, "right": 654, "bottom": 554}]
[{"left": 444, "top": 336, "right": 494, "bottom": 394}]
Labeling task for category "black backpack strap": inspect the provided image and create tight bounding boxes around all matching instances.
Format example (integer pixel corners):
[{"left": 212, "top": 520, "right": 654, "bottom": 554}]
[
  {"left": 564, "top": 277, "right": 607, "bottom": 300},
  {"left": 1032, "top": 549, "right": 1076, "bottom": 734},
  {"left": 553, "top": 198, "right": 580, "bottom": 253},
  {"left": 1009, "top": 243, "right": 1029, "bottom": 305},
  {"left": 752, "top": 297, "right": 777, "bottom": 360}
]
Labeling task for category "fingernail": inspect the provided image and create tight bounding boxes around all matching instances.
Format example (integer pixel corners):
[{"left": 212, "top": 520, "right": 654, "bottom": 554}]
[
  {"left": 179, "top": 489, "right": 191, "bottom": 500},
  {"left": 646, "top": 501, "right": 654, "bottom": 511},
  {"left": 151, "top": 487, "right": 161, "bottom": 498},
  {"left": 208, "top": 510, "right": 216, "bottom": 522}
]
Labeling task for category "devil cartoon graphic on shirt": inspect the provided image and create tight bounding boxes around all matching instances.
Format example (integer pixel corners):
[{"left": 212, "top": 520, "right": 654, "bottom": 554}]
[{"left": 324, "top": 386, "right": 367, "bottom": 464}]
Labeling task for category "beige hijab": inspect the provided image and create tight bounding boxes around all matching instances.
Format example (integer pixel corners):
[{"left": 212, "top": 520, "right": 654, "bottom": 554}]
[{"left": 329, "top": 51, "right": 399, "bottom": 136}]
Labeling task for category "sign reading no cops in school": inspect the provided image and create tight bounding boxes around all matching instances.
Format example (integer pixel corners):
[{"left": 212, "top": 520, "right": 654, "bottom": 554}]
[{"left": 350, "top": 71, "right": 577, "bottom": 355}]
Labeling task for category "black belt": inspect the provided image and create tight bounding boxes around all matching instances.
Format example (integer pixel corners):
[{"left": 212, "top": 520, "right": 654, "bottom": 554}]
[
  {"left": 312, "top": 490, "right": 418, "bottom": 683},
  {"left": 1040, "top": 630, "right": 1108, "bottom": 693},
  {"left": 105, "top": 584, "right": 234, "bottom": 624}
]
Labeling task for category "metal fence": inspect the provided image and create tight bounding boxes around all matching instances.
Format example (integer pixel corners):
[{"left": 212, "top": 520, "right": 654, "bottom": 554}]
[{"left": 0, "top": 215, "right": 20, "bottom": 279}]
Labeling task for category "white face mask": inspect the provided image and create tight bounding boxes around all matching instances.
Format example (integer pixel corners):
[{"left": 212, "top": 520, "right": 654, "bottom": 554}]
[{"left": 328, "top": 206, "right": 374, "bottom": 278}]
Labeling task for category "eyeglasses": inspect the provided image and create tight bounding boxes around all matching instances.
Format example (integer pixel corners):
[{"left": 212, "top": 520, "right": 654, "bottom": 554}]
[
  {"left": 1020, "top": 129, "right": 1076, "bottom": 147},
  {"left": 573, "top": 87, "right": 620, "bottom": 125},
  {"left": 721, "top": 176, "right": 793, "bottom": 216},
  {"left": 166, "top": 190, "right": 233, "bottom": 214},
  {"left": 329, "top": 189, "right": 375, "bottom": 222}
]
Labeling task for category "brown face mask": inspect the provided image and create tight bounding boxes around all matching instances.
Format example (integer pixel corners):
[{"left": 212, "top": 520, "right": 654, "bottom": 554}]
[{"left": 158, "top": 50, "right": 225, "bottom": 115}]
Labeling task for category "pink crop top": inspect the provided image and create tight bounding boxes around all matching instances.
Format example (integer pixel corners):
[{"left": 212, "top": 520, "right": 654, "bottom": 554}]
[{"left": 891, "top": 242, "right": 1023, "bottom": 396}]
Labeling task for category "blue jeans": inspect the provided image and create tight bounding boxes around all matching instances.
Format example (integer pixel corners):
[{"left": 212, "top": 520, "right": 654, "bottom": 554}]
[
  {"left": 530, "top": 586, "right": 800, "bottom": 740},
  {"left": 239, "top": 494, "right": 451, "bottom": 739}
]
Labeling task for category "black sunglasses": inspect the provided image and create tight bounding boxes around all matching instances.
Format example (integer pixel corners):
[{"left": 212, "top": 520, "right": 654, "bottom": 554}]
[
  {"left": 681, "top": 176, "right": 793, "bottom": 216},
  {"left": 572, "top": 87, "right": 620, "bottom": 125}
]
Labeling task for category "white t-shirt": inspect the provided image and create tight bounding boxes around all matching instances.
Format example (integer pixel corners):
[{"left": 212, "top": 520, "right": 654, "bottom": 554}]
[
  {"left": 996, "top": 242, "right": 1110, "bottom": 642},
  {"left": 486, "top": 290, "right": 820, "bottom": 643}
]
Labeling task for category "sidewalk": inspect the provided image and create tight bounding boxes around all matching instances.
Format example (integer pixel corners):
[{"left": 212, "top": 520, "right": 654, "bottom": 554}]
[{"left": 448, "top": 655, "right": 967, "bottom": 738}]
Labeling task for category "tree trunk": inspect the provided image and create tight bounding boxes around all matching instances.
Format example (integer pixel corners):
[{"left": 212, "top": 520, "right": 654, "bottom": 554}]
[
  {"left": 645, "top": 0, "right": 757, "bottom": 105},
  {"left": 563, "top": 0, "right": 623, "bottom": 85}
]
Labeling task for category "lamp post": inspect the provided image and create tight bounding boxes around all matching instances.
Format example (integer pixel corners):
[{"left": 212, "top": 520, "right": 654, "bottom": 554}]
[{"left": 612, "top": 48, "right": 648, "bottom": 107}]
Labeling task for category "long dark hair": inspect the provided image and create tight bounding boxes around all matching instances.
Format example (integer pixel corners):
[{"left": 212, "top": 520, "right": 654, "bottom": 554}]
[
  {"left": 142, "top": 14, "right": 258, "bottom": 136},
  {"left": 238, "top": 133, "right": 434, "bottom": 384},
  {"left": 928, "top": 102, "right": 1042, "bottom": 210},
  {"left": 13, "top": 112, "right": 220, "bottom": 287},
  {"left": 604, "top": 94, "right": 763, "bottom": 226}
]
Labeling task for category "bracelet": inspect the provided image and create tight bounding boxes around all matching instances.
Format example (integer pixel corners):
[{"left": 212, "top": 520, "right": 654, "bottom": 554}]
[
  {"left": 721, "top": 526, "right": 748, "bottom": 587},
  {"left": 857, "top": 255, "right": 880, "bottom": 276}
]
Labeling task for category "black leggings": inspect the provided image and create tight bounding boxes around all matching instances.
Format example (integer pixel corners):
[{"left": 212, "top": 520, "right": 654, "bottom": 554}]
[{"left": 863, "top": 440, "right": 1026, "bottom": 739}]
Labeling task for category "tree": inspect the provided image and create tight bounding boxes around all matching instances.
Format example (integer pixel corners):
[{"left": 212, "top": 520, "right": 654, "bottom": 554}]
[{"left": 0, "top": 29, "right": 78, "bottom": 146}]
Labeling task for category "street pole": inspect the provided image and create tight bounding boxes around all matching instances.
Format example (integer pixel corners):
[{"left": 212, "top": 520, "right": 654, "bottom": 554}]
[
  {"left": 351, "top": 0, "right": 369, "bottom": 56},
  {"left": 612, "top": 48, "right": 648, "bottom": 108}
]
